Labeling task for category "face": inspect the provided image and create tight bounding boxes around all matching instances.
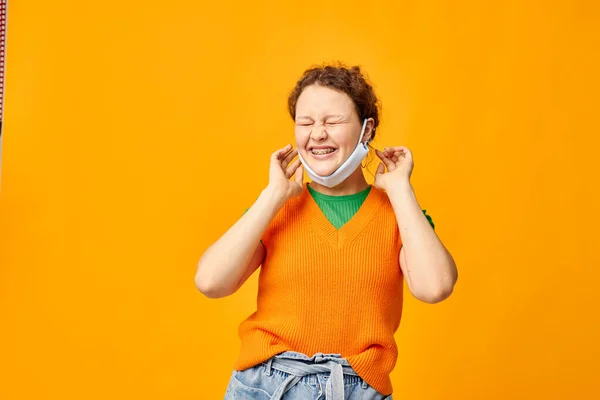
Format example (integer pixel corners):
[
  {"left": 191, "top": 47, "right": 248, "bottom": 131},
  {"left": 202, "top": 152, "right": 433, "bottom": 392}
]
[{"left": 294, "top": 85, "right": 373, "bottom": 176}]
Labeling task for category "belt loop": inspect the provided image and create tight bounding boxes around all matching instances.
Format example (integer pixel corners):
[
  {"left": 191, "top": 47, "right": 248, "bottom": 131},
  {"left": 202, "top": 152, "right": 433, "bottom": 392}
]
[
  {"left": 361, "top": 378, "right": 368, "bottom": 389},
  {"left": 264, "top": 357, "right": 273, "bottom": 376}
]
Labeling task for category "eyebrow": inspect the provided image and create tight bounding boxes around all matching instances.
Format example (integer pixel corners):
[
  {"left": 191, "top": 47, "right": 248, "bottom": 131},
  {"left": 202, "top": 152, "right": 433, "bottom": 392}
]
[
  {"left": 324, "top": 114, "right": 346, "bottom": 120},
  {"left": 295, "top": 114, "right": 346, "bottom": 121}
]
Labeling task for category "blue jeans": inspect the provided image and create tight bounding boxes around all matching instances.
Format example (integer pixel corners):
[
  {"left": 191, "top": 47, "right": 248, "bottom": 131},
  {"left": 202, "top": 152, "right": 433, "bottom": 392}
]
[{"left": 224, "top": 351, "right": 392, "bottom": 400}]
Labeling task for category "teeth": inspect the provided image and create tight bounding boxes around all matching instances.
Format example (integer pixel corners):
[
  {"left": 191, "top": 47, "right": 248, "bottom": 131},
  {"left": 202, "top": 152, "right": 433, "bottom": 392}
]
[{"left": 311, "top": 148, "right": 335, "bottom": 155}]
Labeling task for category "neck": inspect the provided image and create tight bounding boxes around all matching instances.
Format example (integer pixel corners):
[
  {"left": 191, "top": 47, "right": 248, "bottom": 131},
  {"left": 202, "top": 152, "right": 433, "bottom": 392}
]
[{"left": 308, "top": 167, "right": 369, "bottom": 196}]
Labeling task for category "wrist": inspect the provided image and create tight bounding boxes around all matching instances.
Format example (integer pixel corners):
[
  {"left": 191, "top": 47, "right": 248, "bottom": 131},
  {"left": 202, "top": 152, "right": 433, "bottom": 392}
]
[
  {"left": 385, "top": 179, "right": 413, "bottom": 196},
  {"left": 262, "top": 185, "right": 288, "bottom": 208}
]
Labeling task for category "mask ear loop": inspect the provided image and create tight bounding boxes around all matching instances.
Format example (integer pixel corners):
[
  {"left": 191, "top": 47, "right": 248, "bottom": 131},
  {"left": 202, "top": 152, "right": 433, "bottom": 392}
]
[
  {"left": 361, "top": 148, "right": 370, "bottom": 169},
  {"left": 361, "top": 126, "right": 379, "bottom": 169},
  {"left": 361, "top": 142, "right": 378, "bottom": 169},
  {"left": 362, "top": 142, "right": 382, "bottom": 179},
  {"left": 362, "top": 136, "right": 384, "bottom": 182}
]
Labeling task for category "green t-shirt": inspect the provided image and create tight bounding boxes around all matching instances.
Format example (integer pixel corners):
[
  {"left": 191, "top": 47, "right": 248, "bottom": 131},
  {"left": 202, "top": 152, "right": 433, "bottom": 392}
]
[
  {"left": 307, "top": 184, "right": 434, "bottom": 229},
  {"left": 247, "top": 184, "right": 435, "bottom": 231}
]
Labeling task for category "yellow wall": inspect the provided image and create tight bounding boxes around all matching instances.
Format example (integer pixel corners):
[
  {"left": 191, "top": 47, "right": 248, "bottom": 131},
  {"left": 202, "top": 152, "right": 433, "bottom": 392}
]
[{"left": 1, "top": 1, "right": 599, "bottom": 398}]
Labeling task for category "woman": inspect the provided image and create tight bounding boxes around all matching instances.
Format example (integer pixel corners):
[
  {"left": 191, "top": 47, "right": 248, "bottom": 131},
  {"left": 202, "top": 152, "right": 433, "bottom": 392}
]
[{"left": 196, "top": 63, "right": 458, "bottom": 400}]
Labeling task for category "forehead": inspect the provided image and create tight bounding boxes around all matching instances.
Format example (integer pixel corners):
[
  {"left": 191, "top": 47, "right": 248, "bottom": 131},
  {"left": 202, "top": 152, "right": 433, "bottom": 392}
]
[{"left": 296, "top": 85, "right": 355, "bottom": 115}]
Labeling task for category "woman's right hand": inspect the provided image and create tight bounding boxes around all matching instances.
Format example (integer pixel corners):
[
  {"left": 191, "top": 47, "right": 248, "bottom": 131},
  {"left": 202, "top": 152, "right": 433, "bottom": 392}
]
[{"left": 267, "top": 144, "right": 304, "bottom": 203}]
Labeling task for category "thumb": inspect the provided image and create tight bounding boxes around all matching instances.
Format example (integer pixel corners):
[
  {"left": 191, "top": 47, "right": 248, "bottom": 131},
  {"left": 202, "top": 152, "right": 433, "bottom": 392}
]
[
  {"left": 376, "top": 162, "right": 385, "bottom": 176},
  {"left": 294, "top": 165, "right": 304, "bottom": 186}
]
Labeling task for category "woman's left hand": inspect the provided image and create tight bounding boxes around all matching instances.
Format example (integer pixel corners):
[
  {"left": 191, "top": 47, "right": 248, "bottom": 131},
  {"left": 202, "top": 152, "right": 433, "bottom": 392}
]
[{"left": 374, "top": 146, "right": 414, "bottom": 190}]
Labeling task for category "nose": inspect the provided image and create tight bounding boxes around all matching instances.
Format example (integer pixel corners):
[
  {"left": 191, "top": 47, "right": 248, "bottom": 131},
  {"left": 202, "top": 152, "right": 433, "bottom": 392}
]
[{"left": 310, "top": 123, "right": 327, "bottom": 141}]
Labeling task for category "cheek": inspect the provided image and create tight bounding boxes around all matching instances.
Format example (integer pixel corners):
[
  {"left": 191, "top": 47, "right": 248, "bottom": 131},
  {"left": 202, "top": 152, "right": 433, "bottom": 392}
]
[
  {"left": 294, "top": 127, "right": 310, "bottom": 148},
  {"left": 329, "top": 127, "right": 357, "bottom": 150}
]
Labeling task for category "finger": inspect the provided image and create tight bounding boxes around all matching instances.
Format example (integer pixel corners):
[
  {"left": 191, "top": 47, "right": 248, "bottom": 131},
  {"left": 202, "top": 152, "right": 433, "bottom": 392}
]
[
  {"left": 285, "top": 158, "right": 302, "bottom": 178},
  {"left": 376, "top": 149, "right": 396, "bottom": 171},
  {"left": 388, "top": 147, "right": 411, "bottom": 163},
  {"left": 272, "top": 144, "right": 292, "bottom": 161},
  {"left": 385, "top": 146, "right": 406, "bottom": 152},
  {"left": 384, "top": 146, "right": 408, "bottom": 157},
  {"left": 376, "top": 162, "right": 385, "bottom": 176},
  {"left": 375, "top": 149, "right": 391, "bottom": 163},
  {"left": 393, "top": 147, "right": 411, "bottom": 158},
  {"left": 281, "top": 148, "right": 298, "bottom": 168},
  {"left": 294, "top": 165, "right": 304, "bottom": 186},
  {"left": 383, "top": 147, "right": 396, "bottom": 156}
]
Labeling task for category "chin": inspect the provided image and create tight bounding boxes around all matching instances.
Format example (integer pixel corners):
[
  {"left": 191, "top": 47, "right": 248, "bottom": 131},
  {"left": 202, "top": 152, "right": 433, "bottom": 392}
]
[
  {"left": 308, "top": 161, "right": 341, "bottom": 176},
  {"left": 311, "top": 167, "right": 335, "bottom": 176}
]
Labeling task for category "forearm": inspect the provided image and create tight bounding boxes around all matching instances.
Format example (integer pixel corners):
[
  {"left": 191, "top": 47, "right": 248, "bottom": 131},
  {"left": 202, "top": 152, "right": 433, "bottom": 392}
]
[
  {"left": 387, "top": 182, "right": 457, "bottom": 303},
  {"left": 195, "top": 186, "right": 284, "bottom": 296}
]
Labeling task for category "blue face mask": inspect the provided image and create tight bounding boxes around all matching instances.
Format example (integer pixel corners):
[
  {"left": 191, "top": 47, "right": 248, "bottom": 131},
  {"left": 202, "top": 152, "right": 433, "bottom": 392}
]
[{"left": 297, "top": 119, "right": 371, "bottom": 188}]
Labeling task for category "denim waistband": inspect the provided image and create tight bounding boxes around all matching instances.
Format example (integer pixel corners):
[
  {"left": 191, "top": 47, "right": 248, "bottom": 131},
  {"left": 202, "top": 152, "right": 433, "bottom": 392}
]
[{"left": 266, "top": 351, "right": 360, "bottom": 400}]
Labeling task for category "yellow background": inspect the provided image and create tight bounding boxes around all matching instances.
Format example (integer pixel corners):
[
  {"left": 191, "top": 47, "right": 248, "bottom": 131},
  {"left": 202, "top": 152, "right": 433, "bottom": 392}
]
[{"left": 1, "top": 1, "right": 599, "bottom": 399}]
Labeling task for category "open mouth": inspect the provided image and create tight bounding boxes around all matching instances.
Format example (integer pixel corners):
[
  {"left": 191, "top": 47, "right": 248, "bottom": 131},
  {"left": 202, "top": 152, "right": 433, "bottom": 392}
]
[{"left": 309, "top": 146, "right": 337, "bottom": 156}]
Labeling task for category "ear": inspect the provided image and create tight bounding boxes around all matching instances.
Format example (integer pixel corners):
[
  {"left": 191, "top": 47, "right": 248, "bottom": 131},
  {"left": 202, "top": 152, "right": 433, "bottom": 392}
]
[{"left": 362, "top": 118, "right": 376, "bottom": 143}]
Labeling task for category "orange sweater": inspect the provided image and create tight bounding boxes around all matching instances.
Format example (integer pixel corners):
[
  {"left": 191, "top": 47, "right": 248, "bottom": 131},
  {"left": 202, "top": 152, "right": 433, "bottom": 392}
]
[{"left": 234, "top": 184, "right": 403, "bottom": 395}]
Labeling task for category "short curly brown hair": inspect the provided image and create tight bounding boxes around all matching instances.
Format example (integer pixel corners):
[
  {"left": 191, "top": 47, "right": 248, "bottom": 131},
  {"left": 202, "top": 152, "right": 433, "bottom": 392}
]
[{"left": 287, "top": 62, "right": 382, "bottom": 140}]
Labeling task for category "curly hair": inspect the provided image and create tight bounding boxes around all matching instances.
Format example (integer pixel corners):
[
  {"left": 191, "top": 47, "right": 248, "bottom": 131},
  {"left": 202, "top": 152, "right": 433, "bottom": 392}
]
[{"left": 287, "top": 62, "right": 382, "bottom": 140}]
